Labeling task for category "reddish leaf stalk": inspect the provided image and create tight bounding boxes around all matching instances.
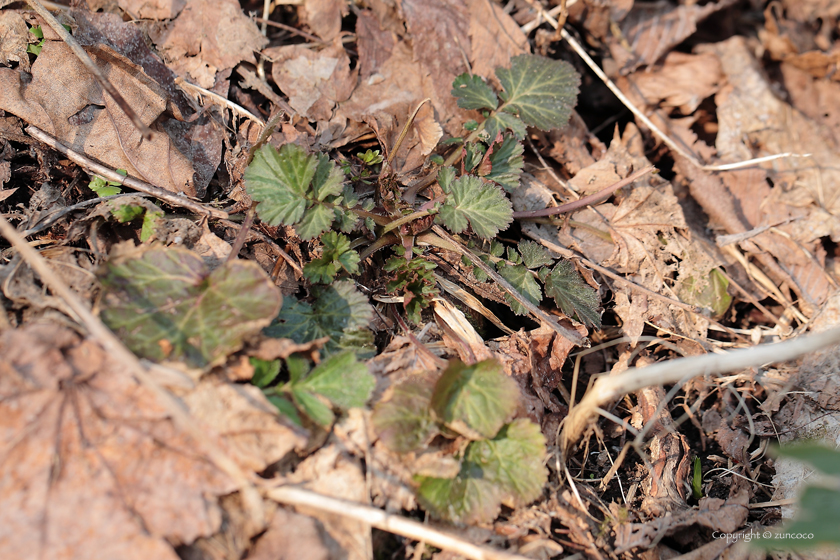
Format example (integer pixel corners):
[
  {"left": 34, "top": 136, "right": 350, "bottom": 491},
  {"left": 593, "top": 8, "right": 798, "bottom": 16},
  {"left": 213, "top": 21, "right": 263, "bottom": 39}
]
[{"left": 512, "top": 165, "right": 654, "bottom": 219}]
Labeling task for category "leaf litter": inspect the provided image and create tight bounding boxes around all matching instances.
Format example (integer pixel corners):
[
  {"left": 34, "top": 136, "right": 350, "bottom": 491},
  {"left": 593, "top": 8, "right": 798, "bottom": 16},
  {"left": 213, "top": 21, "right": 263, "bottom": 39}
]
[{"left": 1, "top": 0, "right": 840, "bottom": 558}]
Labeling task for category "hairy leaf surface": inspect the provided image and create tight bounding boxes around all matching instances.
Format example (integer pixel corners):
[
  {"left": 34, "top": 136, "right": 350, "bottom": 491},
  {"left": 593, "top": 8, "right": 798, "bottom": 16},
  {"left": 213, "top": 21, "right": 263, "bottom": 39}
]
[
  {"left": 100, "top": 247, "right": 281, "bottom": 368},
  {"left": 304, "top": 232, "right": 361, "bottom": 283},
  {"left": 497, "top": 264, "right": 542, "bottom": 316},
  {"left": 245, "top": 143, "right": 314, "bottom": 226},
  {"left": 431, "top": 359, "right": 519, "bottom": 440},
  {"left": 483, "top": 112, "right": 526, "bottom": 140},
  {"left": 519, "top": 240, "right": 554, "bottom": 269},
  {"left": 296, "top": 351, "right": 374, "bottom": 411},
  {"left": 451, "top": 73, "right": 498, "bottom": 111},
  {"left": 544, "top": 260, "right": 601, "bottom": 328},
  {"left": 416, "top": 467, "right": 501, "bottom": 524},
  {"left": 483, "top": 136, "right": 524, "bottom": 192},
  {"left": 496, "top": 54, "right": 580, "bottom": 131},
  {"left": 465, "top": 419, "right": 547, "bottom": 507},
  {"left": 372, "top": 375, "right": 440, "bottom": 453},
  {"left": 436, "top": 175, "right": 512, "bottom": 239}
]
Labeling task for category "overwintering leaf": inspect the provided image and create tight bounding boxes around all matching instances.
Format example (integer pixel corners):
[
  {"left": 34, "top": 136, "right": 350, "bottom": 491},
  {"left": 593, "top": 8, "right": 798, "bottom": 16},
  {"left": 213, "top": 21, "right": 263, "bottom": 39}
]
[
  {"left": 416, "top": 466, "right": 501, "bottom": 524},
  {"left": 431, "top": 359, "right": 519, "bottom": 440},
  {"left": 451, "top": 73, "right": 498, "bottom": 111},
  {"left": 245, "top": 143, "right": 315, "bottom": 226},
  {"left": 304, "top": 232, "right": 361, "bottom": 283},
  {"left": 465, "top": 419, "right": 547, "bottom": 507},
  {"left": 438, "top": 166, "right": 456, "bottom": 194},
  {"left": 296, "top": 351, "right": 375, "bottom": 410},
  {"left": 311, "top": 153, "right": 345, "bottom": 200},
  {"left": 291, "top": 386, "right": 335, "bottom": 427},
  {"left": 518, "top": 240, "right": 554, "bottom": 269},
  {"left": 497, "top": 264, "right": 541, "bottom": 316},
  {"left": 372, "top": 374, "right": 440, "bottom": 453},
  {"left": 100, "top": 246, "right": 282, "bottom": 368},
  {"left": 265, "top": 280, "right": 373, "bottom": 355},
  {"left": 483, "top": 135, "right": 524, "bottom": 192},
  {"left": 496, "top": 54, "right": 580, "bottom": 131},
  {"left": 267, "top": 394, "right": 303, "bottom": 426},
  {"left": 483, "top": 112, "right": 526, "bottom": 140},
  {"left": 544, "top": 260, "right": 601, "bottom": 328},
  {"left": 250, "top": 357, "right": 281, "bottom": 388},
  {"left": 436, "top": 175, "right": 512, "bottom": 239}
]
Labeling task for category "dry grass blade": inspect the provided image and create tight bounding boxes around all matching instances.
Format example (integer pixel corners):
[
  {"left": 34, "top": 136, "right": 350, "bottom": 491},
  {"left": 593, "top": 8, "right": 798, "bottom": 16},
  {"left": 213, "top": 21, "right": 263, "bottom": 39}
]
[
  {"left": 558, "top": 327, "right": 840, "bottom": 454},
  {"left": 267, "top": 486, "right": 534, "bottom": 560},
  {"left": 26, "top": 126, "right": 228, "bottom": 219}
]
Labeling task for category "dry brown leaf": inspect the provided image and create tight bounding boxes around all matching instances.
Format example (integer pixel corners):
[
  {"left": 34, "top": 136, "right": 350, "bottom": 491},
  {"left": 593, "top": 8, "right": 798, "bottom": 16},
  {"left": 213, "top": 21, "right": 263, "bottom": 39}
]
[
  {"left": 356, "top": 10, "right": 396, "bottom": 81},
  {"left": 608, "top": 0, "right": 737, "bottom": 74},
  {"left": 629, "top": 51, "right": 724, "bottom": 115},
  {"left": 545, "top": 111, "right": 604, "bottom": 177},
  {"left": 148, "top": 0, "right": 267, "bottom": 88},
  {"left": 265, "top": 43, "right": 355, "bottom": 123},
  {"left": 183, "top": 379, "right": 307, "bottom": 472},
  {"left": 248, "top": 507, "right": 341, "bottom": 560},
  {"left": 0, "top": 323, "right": 237, "bottom": 559},
  {"left": 286, "top": 444, "right": 371, "bottom": 560},
  {"left": 299, "top": 0, "right": 346, "bottom": 42},
  {"left": 0, "top": 41, "right": 200, "bottom": 196},
  {"left": 118, "top": 0, "right": 186, "bottom": 20},
  {"left": 0, "top": 10, "right": 30, "bottom": 72},
  {"left": 465, "top": 0, "right": 527, "bottom": 83}
]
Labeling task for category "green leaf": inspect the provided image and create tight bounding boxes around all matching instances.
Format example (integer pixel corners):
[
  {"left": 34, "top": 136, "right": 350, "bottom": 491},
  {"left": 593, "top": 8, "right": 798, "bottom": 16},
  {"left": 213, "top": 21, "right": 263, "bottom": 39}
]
[
  {"left": 496, "top": 54, "right": 580, "bottom": 131},
  {"left": 312, "top": 153, "right": 345, "bottom": 201},
  {"left": 497, "top": 264, "right": 541, "bottom": 316},
  {"left": 416, "top": 466, "right": 501, "bottom": 524},
  {"left": 773, "top": 443, "right": 840, "bottom": 476},
  {"left": 291, "top": 386, "right": 335, "bottom": 427},
  {"left": 451, "top": 73, "right": 498, "bottom": 111},
  {"left": 437, "top": 176, "right": 512, "bottom": 239},
  {"left": 99, "top": 247, "right": 282, "bottom": 368},
  {"left": 758, "top": 486, "right": 840, "bottom": 549},
  {"left": 139, "top": 209, "right": 163, "bottom": 242},
  {"left": 245, "top": 143, "right": 315, "bottom": 227},
  {"left": 111, "top": 204, "right": 144, "bottom": 223},
  {"left": 372, "top": 374, "right": 440, "bottom": 453},
  {"left": 296, "top": 351, "right": 375, "bottom": 410},
  {"left": 519, "top": 240, "right": 554, "bottom": 269},
  {"left": 431, "top": 359, "right": 519, "bottom": 440},
  {"left": 250, "top": 357, "right": 281, "bottom": 388},
  {"left": 438, "top": 166, "right": 456, "bottom": 194},
  {"left": 89, "top": 175, "right": 122, "bottom": 197},
  {"left": 296, "top": 203, "right": 334, "bottom": 240},
  {"left": 678, "top": 269, "right": 732, "bottom": 318},
  {"left": 304, "top": 232, "right": 361, "bottom": 283},
  {"left": 286, "top": 354, "right": 311, "bottom": 383},
  {"left": 265, "top": 280, "right": 373, "bottom": 356},
  {"left": 544, "top": 260, "right": 601, "bottom": 328},
  {"left": 484, "top": 112, "right": 526, "bottom": 140},
  {"left": 465, "top": 419, "right": 547, "bottom": 507},
  {"left": 483, "top": 136, "right": 524, "bottom": 192},
  {"left": 267, "top": 394, "right": 303, "bottom": 426}
]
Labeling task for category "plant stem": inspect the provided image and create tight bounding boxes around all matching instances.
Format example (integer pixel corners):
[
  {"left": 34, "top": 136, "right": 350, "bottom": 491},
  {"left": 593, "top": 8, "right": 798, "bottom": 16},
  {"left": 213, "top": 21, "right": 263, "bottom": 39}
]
[
  {"left": 381, "top": 209, "right": 435, "bottom": 235},
  {"left": 512, "top": 166, "right": 654, "bottom": 219}
]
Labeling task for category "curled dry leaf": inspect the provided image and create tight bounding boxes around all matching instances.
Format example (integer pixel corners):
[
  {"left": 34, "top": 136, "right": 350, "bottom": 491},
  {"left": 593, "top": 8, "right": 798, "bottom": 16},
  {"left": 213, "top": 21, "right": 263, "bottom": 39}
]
[{"left": 0, "top": 323, "right": 237, "bottom": 560}]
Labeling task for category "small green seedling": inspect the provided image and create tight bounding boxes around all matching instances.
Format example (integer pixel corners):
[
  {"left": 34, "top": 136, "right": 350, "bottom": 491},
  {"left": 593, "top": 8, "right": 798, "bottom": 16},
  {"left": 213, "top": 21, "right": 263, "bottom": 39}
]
[{"left": 89, "top": 169, "right": 127, "bottom": 197}]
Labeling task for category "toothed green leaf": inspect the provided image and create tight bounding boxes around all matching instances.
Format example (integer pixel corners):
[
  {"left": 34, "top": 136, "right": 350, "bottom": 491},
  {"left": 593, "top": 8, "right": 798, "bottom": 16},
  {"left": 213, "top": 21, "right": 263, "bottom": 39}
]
[
  {"left": 544, "top": 260, "right": 601, "bottom": 328},
  {"left": 465, "top": 419, "right": 547, "bottom": 507},
  {"left": 438, "top": 166, "right": 456, "bottom": 194},
  {"left": 250, "top": 357, "right": 281, "bottom": 388},
  {"left": 312, "top": 153, "right": 345, "bottom": 200},
  {"left": 296, "top": 351, "right": 374, "bottom": 410},
  {"left": 431, "top": 359, "right": 519, "bottom": 440},
  {"left": 416, "top": 466, "right": 501, "bottom": 524},
  {"left": 518, "top": 240, "right": 554, "bottom": 269},
  {"left": 245, "top": 143, "right": 314, "bottom": 226},
  {"left": 437, "top": 176, "right": 512, "bottom": 239},
  {"left": 265, "top": 280, "right": 372, "bottom": 356},
  {"left": 372, "top": 374, "right": 440, "bottom": 453},
  {"left": 99, "top": 246, "right": 282, "bottom": 368},
  {"left": 295, "top": 203, "right": 334, "bottom": 240},
  {"left": 451, "top": 73, "right": 498, "bottom": 111},
  {"left": 304, "top": 232, "right": 361, "bottom": 283},
  {"left": 484, "top": 112, "right": 527, "bottom": 140},
  {"left": 497, "top": 264, "right": 542, "bottom": 316},
  {"left": 496, "top": 54, "right": 580, "bottom": 131},
  {"left": 483, "top": 135, "right": 524, "bottom": 192},
  {"left": 291, "top": 386, "right": 335, "bottom": 426}
]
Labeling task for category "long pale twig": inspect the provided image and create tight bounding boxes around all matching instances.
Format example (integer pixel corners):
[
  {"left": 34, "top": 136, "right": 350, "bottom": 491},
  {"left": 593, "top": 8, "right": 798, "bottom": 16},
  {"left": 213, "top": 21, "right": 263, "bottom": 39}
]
[
  {"left": 26, "top": 126, "right": 228, "bottom": 219},
  {"left": 25, "top": 0, "right": 153, "bottom": 139},
  {"left": 427, "top": 225, "right": 588, "bottom": 346},
  {"left": 0, "top": 213, "right": 263, "bottom": 523},
  {"left": 267, "top": 486, "right": 533, "bottom": 560},
  {"left": 558, "top": 326, "right": 840, "bottom": 453},
  {"left": 175, "top": 77, "right": 265, "bottom": 126},
  {"left": 521, "top": 3, "right": 807, "bottom": 172}
]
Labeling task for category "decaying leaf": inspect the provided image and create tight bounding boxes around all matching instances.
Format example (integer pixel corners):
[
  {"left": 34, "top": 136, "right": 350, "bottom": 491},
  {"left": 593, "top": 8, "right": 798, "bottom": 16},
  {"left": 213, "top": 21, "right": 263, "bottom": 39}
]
[
  {"left": 372, "top": 373, "right": 440, "bottom": 453},
  {"left": 0, "top": 324, "right": 237, "bottom": 560},
  {"left": 99, "top": 246, "right": 282, "bottom": 368}
]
